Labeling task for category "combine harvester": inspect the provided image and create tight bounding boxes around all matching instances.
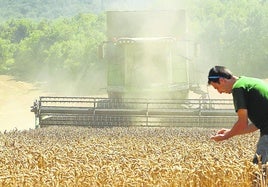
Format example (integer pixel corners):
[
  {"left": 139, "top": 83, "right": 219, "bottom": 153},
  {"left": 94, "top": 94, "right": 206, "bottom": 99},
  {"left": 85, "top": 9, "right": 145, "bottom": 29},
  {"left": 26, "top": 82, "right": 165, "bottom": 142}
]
[{"left": 31, "top": 10, "right": 236, "bottom": 128}]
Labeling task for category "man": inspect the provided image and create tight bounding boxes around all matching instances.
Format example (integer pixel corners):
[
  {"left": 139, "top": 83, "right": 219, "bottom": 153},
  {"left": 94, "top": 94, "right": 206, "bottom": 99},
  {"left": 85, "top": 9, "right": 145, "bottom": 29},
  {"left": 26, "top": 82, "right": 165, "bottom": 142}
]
[{"left": 208, "top": 66, "right": 268, "bottom": 164}]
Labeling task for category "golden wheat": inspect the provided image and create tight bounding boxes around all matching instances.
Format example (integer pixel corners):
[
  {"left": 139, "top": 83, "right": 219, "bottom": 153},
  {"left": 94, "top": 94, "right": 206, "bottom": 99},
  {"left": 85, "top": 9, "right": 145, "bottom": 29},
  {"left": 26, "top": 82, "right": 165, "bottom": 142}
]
[{"left": 0, "top": 126, "right": 265, "bottom": 187}]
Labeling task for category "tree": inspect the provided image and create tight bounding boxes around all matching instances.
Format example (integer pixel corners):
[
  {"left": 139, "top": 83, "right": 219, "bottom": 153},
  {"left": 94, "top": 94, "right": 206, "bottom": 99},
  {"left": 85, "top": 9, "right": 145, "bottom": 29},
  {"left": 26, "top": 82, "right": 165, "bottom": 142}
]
[{"left": 191, "top": 0, "right": 268, "bottom": 77}]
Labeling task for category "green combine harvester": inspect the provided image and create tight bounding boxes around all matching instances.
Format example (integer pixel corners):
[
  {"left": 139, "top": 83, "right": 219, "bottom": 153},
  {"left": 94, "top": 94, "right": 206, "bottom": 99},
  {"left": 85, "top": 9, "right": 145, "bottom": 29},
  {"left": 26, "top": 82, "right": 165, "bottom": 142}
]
[{"left": 31, "top": 10, "right": 236, "bottom": 128}]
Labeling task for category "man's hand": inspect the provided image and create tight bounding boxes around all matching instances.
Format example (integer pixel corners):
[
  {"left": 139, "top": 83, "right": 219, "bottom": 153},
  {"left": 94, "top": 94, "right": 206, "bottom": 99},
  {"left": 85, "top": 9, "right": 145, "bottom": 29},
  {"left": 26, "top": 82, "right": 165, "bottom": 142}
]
[{"left": 211, "top": 128, "right": 230, "bottom": 141}]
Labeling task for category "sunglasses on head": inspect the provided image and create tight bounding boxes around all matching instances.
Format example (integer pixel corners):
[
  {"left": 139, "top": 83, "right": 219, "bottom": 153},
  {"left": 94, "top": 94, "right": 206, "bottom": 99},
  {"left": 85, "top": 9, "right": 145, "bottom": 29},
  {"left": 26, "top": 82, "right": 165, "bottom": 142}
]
[{"left": 208, "top": 76, "right": 221, "bottom": 79}]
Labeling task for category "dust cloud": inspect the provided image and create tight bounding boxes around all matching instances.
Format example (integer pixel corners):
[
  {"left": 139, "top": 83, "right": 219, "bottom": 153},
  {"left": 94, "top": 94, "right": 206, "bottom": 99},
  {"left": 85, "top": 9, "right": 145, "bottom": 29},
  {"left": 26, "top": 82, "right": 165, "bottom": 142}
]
[
  {"left": 102, "top": 1, "right": 214, "bottom": 98},
  {"left": 0, "top": 75, "right": 49, "bottom": 132},
  {"left": 0, "top": 74, "right": 109, "bottom": 132}
]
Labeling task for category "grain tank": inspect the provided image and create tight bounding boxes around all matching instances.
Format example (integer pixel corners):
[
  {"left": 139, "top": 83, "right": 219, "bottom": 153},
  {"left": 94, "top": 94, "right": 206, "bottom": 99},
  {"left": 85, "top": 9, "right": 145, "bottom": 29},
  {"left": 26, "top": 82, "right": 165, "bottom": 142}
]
[{"left": 100, "top": 10, "right": 198, "bottom": 99}]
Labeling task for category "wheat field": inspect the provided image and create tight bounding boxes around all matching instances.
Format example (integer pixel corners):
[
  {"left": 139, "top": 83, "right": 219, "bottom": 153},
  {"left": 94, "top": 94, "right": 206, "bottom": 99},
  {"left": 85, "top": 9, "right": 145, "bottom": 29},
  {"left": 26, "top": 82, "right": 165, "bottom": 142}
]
[{"left": 0, "top": 126, "right": 266, "bottom": 187}]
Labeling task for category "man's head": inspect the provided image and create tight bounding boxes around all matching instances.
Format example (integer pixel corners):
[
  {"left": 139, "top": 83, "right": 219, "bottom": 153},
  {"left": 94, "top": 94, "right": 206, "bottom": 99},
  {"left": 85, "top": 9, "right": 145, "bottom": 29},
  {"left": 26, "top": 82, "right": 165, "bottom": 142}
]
[{"left": 208, "top": 66, "right": 234, "bottom": 94}]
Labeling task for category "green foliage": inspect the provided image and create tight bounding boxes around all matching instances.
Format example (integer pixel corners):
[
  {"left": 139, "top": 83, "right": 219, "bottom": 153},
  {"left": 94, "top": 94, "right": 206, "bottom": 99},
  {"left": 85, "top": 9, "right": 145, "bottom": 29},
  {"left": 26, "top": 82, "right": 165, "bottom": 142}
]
[
  {"left": 0, "top": 0, "right": 102, "bottom": 21},
  {"left": 0, "top": 38, "right": 16, "bottom": 72},
  {"left": 0, "top": 13, "right": 106, "bottom": 94},
  {"left": 192, "top": 0, "right": 268, "bottom": 77}
]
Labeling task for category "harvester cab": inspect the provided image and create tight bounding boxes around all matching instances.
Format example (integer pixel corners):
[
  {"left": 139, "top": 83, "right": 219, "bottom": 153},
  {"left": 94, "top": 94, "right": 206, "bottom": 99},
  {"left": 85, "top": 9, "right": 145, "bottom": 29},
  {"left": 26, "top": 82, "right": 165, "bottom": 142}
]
[{"left": 100, "top": 10, "right": 198, "bottom": 99}]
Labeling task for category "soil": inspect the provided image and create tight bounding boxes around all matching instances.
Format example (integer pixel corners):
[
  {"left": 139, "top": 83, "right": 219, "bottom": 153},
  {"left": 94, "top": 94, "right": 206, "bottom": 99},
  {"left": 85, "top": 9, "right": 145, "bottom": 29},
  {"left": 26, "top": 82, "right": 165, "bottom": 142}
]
[{"left": 0, "top": 75, "right": 46, "bottom": 132}]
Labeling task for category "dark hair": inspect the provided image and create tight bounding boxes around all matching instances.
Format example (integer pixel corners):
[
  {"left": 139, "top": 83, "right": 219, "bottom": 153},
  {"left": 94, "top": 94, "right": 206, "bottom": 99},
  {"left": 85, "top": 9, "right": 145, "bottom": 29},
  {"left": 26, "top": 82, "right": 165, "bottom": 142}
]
[{"left": 208, "top": 66, "right": 233, "bottom": 84}]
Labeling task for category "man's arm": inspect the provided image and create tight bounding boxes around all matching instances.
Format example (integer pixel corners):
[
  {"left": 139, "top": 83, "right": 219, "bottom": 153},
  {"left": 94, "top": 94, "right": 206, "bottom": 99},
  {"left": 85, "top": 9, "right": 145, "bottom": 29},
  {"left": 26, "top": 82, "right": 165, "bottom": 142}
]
[{"left": 211, "top": 109, "right": 258, "bottom": 141}]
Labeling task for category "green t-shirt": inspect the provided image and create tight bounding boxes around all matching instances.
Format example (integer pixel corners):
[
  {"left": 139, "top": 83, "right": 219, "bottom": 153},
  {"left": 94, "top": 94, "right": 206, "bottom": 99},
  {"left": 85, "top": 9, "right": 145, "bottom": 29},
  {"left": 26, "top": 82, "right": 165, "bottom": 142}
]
[{"left": 232, "top": 76, "right": 268, "bottom": 134}]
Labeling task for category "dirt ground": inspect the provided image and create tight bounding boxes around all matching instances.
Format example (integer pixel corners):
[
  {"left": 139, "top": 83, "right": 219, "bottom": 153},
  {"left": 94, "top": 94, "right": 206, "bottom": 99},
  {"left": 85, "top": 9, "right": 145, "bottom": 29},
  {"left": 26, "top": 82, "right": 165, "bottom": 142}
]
[
  {"left": 0, "top": 75, "right": 46, "bottom": 132},
  {"left": 1, "top": 75, "right": 265, "bottom": 132}
]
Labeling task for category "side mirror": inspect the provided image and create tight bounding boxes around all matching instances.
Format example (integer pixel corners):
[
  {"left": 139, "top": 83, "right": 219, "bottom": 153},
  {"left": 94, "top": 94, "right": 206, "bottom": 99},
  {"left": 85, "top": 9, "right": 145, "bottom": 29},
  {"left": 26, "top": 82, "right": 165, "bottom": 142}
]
[{"left": 98, "top": 43, "right": 104, "bottom": 59}]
